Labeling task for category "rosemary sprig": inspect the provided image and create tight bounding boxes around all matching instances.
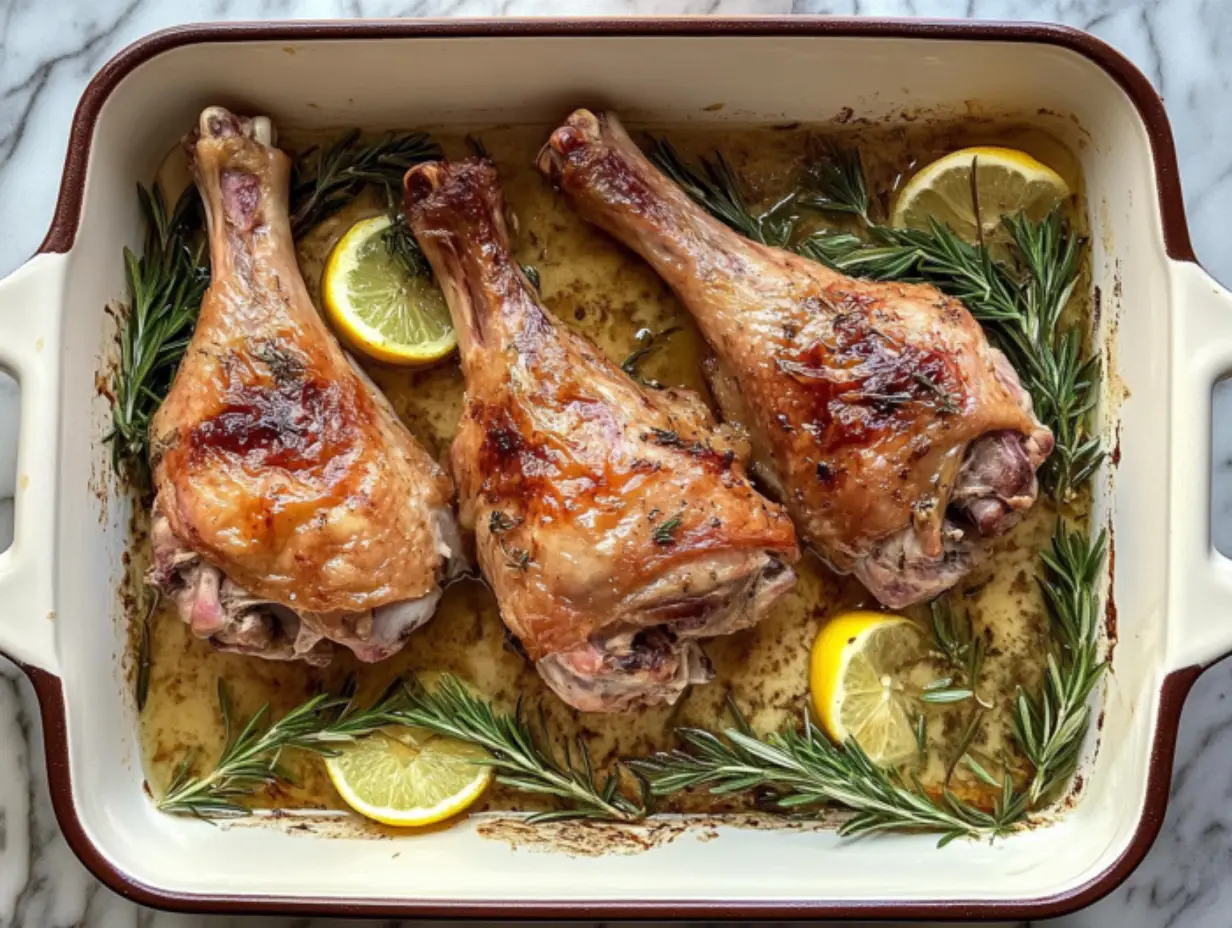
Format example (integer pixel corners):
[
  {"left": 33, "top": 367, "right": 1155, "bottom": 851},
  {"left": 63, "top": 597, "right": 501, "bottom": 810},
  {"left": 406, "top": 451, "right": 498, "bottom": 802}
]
[
  {"left": 381, "top": 184, "right": 432, "bottom": 279},
  {"left": 289, "top": 129, "right": 441, "bottom": 238},
  {"left": 646, "top": 139, "right": 795, "bottom": 247},
  {"left": 798, "top": 143, "right": 869, "bottom": 218},
  {"left": 924, "top": 599, "right": 987, "bottom": 707},
  {"left": 632, "top": 700, "right": 1014, "bottom": 846},
  {"left": 106, "top": 184, "right": 208, "bottom": 482},
  {"left": 157, "top": 680, "right": 403, "bottom": 818},
  {"left": 395, "top": 674, "right": 645, "bottom": 823},
  {"left": 1013, "top": 524, "right": 1108, "bottom": 807}
]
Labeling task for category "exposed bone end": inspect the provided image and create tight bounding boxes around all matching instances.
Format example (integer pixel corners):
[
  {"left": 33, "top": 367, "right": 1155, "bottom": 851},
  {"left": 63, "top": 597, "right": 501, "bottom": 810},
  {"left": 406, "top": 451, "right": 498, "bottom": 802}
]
[
  {"left": 536, "top": 108, "right": 604, "bottom": 178},
  {"left": 403, "top": 160, "right": 449, "bottom": 203},
  {"left": 197, "top": 107, "right": 276, "bottom": 146},
  {"left": 251, "top": 116, "right": 275, "bottom": 146},
  {"left": 403, "top": 159, "right": 501, "bottom": 225},
  {"left": 199, "top": 106, "right": 241, "bottom": 140}
]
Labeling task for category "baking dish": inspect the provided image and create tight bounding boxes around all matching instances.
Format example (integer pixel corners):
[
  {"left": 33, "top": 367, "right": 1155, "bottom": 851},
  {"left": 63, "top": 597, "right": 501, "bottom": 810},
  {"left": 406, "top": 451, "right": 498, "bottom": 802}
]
[{"left": 0, "top": 17, "right": 1229, "bottom": 919}]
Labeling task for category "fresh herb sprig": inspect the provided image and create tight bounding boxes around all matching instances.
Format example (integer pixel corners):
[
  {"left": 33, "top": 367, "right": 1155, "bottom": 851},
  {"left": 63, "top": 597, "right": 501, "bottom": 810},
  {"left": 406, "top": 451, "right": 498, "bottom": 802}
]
[
  {"left": 382, "top": 185, "right": 433, "bottom": 279},
  {"left": 289, "top": 129, "right": 441, "bottom": 238},
  {"left": 156, "top": 674, "right": 646, "bottom": 823},
  {"left": 396, "top": 674, "right": 645, "bottom": 823},
  {"left": 1013, "top": 524, "right": 1108, "bottom": 806},
  {"left": 157, "top": 680, "right": 404, "bottom": 818},
  {"left": 797, "top": 143, "right": 870, "bottom": 218},
  {"left": 106, "top": 185, "right": 208, "bottom": 482},
  {"left": 924, "top": 600, "right": 987, "bottom": 707},
  {"left": 647, "top": 139, "right": 796, "bottom": 247},
  {"left": 632, "top": 699, "right": 1014, "bottom": 846},
  {"left": 925, "top": 600, "right": 995, "bottom": 786}
]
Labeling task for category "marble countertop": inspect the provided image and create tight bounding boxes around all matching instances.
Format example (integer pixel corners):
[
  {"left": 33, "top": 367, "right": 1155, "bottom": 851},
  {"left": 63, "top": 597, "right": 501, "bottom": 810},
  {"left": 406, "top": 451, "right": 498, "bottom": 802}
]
[{"left": 3, "top": 1, "right": 1232, "bottom": 926}]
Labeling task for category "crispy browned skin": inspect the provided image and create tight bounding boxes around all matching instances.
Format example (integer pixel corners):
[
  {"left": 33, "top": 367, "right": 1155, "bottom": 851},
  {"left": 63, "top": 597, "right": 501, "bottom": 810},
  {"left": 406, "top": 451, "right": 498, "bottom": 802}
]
[
  {"left": 151, "top": 108, "right": 455, "bottom": 627},
  {"left": 539, "top": 110, "right": 1051, "bottom": 592},
  {"left": 405, "top": 158, "right": 799, "bottom": 711}
]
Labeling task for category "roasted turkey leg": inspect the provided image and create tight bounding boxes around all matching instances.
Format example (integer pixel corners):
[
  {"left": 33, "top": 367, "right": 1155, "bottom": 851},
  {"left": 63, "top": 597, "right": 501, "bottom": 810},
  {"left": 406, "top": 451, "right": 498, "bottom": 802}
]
[
  {"left": 404, "top": 157, "right": 799, "bottom": 712},
  {"left": 148, "top": 107, "right": 461, "bottom": 665},
  {"left": 539, "top": 110, "right": 1053, "bottom": 607}
]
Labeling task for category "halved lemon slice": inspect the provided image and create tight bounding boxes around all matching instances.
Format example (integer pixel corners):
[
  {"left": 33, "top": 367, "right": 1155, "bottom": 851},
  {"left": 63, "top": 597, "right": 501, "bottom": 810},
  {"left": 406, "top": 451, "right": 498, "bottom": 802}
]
[
  {"left": 322, "top": 214, "right": 456, "bottom": 366},
  {"left": 325, "top": 726, "right": 492, "bottom": 827},
  {"left": 809, "top": 611, "right": 927, "bottom": 767},
  {"left": 891, "top": 146, "right": 1070, "bottom": 243}
]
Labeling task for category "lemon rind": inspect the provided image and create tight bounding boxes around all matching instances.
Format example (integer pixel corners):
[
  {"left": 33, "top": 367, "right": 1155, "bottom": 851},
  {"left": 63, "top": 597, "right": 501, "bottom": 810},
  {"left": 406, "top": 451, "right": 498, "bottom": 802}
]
[{"left": 322, "top": 215, "right": 457, "bottom": 366}]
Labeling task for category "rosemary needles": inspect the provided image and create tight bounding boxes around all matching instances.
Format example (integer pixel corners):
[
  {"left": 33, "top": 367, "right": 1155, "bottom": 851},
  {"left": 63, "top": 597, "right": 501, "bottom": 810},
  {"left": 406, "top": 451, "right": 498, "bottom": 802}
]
[
  {"left": 157, "top": 680, "right": 404, "bottom": 818},
  {"left": 157, "top": 674, "right": 646, "bottom": 824},
  {"left": 647, "top": 138, "right": 796, "bottom": 248},
  {"left": 631, "top": 700, "right": 1014, "bottom": 846},
  {"left": 106, "top": 184, "right": 208, "bottom": 483},
  {"left": 1013, "top": 524, "right": 1108, "bottom": 807},
  {"left": 289, "top": 129, "right": 441, "bottom": 238},
  {"left": 398, "top": 675, "right": 645, "bottom": 823}
]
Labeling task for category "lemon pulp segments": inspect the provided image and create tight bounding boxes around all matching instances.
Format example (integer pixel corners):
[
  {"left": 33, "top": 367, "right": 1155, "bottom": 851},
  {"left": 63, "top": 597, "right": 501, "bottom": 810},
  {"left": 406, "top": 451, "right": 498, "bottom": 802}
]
[
  {"left": 322, "top": 215, "right": 456, "bottom": 365},
  {"left": 325, "top": 726, "right": 491, "bottom": 827},
  {"left": 891, "top": 146, "right": 1070, "bottom": 243},
  {"left": 810, "top": 613, "right": 926, "bottom": 768}
]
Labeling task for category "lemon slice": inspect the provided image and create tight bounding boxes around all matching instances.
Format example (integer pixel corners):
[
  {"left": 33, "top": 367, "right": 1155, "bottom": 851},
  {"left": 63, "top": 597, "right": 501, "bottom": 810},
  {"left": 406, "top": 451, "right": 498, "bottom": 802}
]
[
  {"left": 322, "top": 215, "right": 456, "bottom": 366},
  {"left": 810, "top": 611, "right": 927, "bottom": 767},
  {"left": 892, "top": 147, "right": 1070, "bottom": 243},
  {"left": 325, "top": 726, "right": 492, "bottom": 827}
]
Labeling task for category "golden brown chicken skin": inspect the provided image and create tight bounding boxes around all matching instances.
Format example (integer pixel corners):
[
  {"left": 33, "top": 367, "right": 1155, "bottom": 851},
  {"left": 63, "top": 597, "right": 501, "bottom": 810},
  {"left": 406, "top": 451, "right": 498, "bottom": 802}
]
[
  {"left": 405, "top": 158, "right": 799, "bottom": 712},
  {"left": 539, "top": 110, "right": 1053, "bottom": 607},
  {"left": 148, "top": 107, "right": 460, "bottom": 664}
]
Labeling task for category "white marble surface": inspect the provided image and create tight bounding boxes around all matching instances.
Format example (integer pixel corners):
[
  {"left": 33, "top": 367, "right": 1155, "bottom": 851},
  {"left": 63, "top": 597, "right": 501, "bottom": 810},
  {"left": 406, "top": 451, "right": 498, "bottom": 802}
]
[{"left": 2, "top": 0, "right": 1232, "bottom": 925}]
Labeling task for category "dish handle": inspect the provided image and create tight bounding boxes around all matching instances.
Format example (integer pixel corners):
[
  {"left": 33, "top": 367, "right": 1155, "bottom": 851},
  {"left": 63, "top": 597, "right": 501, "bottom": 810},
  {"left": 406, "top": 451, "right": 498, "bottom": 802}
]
[
  {"left": 0, "top": 254, "right": 67, "bottom": 676},
  {"left": 1167, "top": 260, "right": 1232, "bottom": 671}
]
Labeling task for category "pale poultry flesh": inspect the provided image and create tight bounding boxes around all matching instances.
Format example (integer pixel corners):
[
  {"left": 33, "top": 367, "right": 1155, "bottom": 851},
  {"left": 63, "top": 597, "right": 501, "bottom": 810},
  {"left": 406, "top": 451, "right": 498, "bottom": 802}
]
[
  {"left": 539, "top": 110, "right": 1054, "bottom": 608},
  {"left": 404, "top": 158, "right": 800, "bottom": 712},
  {"left": 147, "top": 107, "right": 461, "bottom": 665}
]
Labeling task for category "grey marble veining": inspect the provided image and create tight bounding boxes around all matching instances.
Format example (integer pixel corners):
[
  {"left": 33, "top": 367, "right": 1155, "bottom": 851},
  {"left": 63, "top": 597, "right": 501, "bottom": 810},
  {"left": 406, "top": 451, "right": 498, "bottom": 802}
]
[{"left": 2, "top": 0, "right": 1232, "bottom": 925}]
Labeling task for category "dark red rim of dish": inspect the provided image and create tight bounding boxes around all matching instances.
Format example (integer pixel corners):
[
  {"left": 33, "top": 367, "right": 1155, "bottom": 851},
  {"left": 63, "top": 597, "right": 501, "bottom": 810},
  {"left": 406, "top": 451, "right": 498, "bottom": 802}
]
[{"left": 19, "top": 15, "right": 1204, "bottom": 921}]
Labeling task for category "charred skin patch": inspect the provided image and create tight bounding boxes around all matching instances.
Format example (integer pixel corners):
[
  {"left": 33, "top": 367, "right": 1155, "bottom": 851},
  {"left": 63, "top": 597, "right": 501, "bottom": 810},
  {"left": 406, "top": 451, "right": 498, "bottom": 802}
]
[
  {"left": 776, "top": 301, "right": 964, "bottom": 455},
  {"left": 190, "top": 377, "right": 361, "bottom": 473},
  {"left": 473, "top": 401, "right": 552, "bottom": 509}
]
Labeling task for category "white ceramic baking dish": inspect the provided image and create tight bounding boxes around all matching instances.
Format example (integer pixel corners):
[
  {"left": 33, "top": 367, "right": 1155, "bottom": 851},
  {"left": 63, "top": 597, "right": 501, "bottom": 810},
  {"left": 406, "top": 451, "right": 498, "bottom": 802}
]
[{"left": 1, "top": 17, "right": 1230, "bottom": 919}]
